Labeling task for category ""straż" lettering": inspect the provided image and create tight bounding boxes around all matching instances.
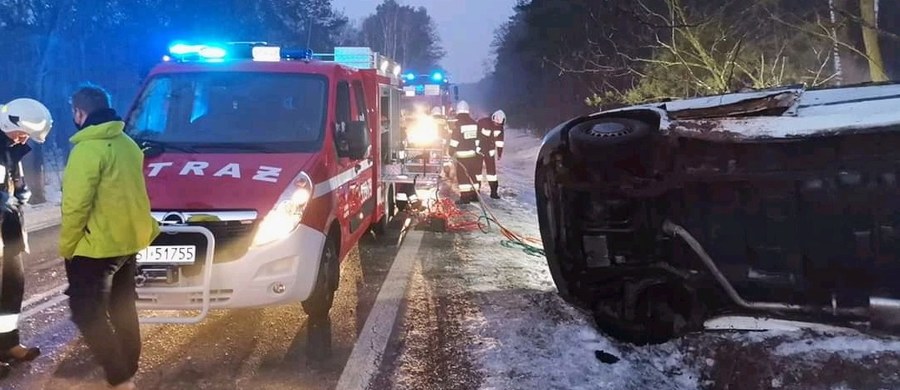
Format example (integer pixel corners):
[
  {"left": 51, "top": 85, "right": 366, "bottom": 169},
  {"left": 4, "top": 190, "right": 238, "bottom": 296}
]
[{"left": 146, "top": 162, "right": 282, "bottom": 183}]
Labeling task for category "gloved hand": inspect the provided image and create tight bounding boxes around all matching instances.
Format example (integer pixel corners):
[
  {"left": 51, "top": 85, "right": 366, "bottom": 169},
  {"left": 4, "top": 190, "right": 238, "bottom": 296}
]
[
  {"left": 0, "top": 191, "right": 18, "bottom": 214},
  {"left": 14, "top": 186, "right": 31, "bottom": 205}
]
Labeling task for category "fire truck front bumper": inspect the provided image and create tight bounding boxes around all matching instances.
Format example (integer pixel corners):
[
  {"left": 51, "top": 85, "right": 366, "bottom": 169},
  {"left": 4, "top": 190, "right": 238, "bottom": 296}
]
[{"left": 136, "top": 224, "right": 327, "bottom": 314}]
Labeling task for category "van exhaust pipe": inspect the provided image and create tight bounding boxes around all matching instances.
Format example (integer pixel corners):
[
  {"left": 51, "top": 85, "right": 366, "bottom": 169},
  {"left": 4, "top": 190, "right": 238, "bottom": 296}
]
[
  {"left": 662, "top": 221, "right": 806, "bottom": 312},
  {"left": 663, "top": 220, "right": 871, "bottom": 317}
]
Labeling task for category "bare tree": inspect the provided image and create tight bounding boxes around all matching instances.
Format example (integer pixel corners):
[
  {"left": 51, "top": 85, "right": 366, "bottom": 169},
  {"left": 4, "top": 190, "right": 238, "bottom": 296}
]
[{"left": 581, "top": 0, "right": 836, "bottom": 106}]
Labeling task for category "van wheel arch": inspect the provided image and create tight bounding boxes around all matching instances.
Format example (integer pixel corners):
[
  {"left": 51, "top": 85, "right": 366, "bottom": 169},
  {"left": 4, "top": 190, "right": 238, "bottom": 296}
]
[{"left": 302, "top": 221, "right": 342, "bottom": 320}]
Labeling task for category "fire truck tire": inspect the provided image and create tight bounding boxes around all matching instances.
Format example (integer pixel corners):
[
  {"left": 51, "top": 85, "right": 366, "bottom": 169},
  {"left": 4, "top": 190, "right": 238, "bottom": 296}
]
[
  {"left": 302, "top": 235, "right": 338, "bottom": 319},
  {"left": 372, "top": 185, "right": 395, "bottom": 236},
  {"left": 396, "top": 183, "right": 415, "bottom": 212}
]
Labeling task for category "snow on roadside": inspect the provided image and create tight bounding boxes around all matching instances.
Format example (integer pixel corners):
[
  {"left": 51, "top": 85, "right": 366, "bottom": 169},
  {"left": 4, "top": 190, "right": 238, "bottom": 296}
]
[
  {"left": 454, "top": 129, "right": 700, "bottom": 390},
  {"left": 23, "top": 162, "right": 63, "bottom": 232},
  {"left": 774, "top": 334, "right": 900, "bottom": 357},
  {"left": 24, "top": 201, "right": 61, "bottom": 232}
]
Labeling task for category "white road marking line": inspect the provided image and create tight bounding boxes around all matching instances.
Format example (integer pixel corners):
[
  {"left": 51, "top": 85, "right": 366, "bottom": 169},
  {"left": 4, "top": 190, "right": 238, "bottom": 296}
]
[
  {"left": 335, "top": 230, "right": 424, "bottom": 390},
  {"left": 22, "top": 283, "right": 68, "bottom": 309},
  {"left": 22, "top": 294, "right": 68, "bottom": 319},
  {"left": 26, "top": 216, "right": 61, "bottom": 233}
]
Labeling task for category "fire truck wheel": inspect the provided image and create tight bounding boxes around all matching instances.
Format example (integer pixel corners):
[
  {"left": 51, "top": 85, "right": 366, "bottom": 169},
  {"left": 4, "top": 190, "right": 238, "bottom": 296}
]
[
  {"left": 372, "top": 185, "right": 395, "bottom": 236},
  {"left": 396, "top": 183, "right": 415, "bottom": 212},
  {"left": 303, "top": 235, "right": 338, "bottom": 320}
]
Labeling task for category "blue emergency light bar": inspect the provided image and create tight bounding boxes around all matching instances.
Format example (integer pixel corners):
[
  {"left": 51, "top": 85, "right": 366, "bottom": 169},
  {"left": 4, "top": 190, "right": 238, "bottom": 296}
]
[
  {"left": 403, "top": 70, "right": 450, "bottom": 85},
  {"left": 164, "top": 41, "right": 313, "bottom": 63}
]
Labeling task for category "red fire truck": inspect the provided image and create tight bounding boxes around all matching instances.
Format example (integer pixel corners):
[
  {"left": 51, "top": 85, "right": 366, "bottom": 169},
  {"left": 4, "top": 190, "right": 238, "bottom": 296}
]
[
  {"left": 391, "top": 71, "right": 459, "bottom": 209},
  {"left": 125, "top": 43, "right": 408, "bottom": 322}
]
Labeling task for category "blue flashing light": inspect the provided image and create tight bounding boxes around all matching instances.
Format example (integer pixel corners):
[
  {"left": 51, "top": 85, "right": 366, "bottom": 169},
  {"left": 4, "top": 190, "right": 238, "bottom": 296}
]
[
  {"left": 405, "top": 73, "right": 416, "bottom": 81},
  {"left": 167, "top": 42, "right": 228, "bottom": 60},
  {"left": 169, "top": 43, "right": 200, "bottom": 55},
  {"left": 199, "top": 46, "right": 227, "bottom": 59},
  {"left": 431, "top": 72, "right": 444, "bottom": 82},
  {"left": 165, "top": 41, "right": 314, "bottom": 63}
]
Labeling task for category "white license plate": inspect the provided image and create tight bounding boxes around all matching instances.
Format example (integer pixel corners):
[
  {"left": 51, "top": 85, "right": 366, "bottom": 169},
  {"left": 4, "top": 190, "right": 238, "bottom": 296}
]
[{"left": 136, "top": 245, "right": 197, "bottom": 265}]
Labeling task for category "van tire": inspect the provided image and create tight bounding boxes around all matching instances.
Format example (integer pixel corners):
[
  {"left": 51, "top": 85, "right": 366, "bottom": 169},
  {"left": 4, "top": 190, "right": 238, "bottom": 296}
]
[
  {"left": 302, "top": 235, "right": 338, "bottom": 320},
  {"left": 568, "top": 117, "right": 652, "bottom": 159}
]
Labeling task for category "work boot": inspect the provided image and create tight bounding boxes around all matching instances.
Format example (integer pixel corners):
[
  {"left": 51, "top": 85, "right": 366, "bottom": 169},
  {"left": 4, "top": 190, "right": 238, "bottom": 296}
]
[
  {"left": 0, "top": 362, "right": 9, "bottom": 379},
  {"left": 489, "top": 182, "right": 500, "bottom": 199},
  {"left": 110, "top": 379, "right": 136, "bottom": 389},
  {"left": 1, "top": 345, "right": 40, "bottom": 363}
]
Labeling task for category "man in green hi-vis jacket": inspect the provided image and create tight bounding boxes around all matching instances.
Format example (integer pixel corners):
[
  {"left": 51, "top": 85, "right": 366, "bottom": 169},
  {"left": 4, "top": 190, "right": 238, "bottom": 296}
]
[{"left": 60, "top": 84, "right": 159, "bottom": 390}]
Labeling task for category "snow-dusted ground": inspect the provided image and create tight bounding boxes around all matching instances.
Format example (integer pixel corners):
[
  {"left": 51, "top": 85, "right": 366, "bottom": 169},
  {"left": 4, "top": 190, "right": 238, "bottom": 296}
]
[
  {"left": 442, "top": 129, "right": 900, "bottom": 389},
  {"left": 23, "top": 154, "right": 63, "bottom": 232}
]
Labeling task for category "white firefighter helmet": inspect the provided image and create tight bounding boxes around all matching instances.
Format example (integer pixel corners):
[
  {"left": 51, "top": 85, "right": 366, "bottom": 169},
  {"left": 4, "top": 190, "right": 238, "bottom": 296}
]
[
  {"left": 456, "top": 100, "right": 470, "bottom": 114},
  {"left": 491, "top": 110, "right": 506, "bottom": 125},
  {"left": 431, "top": 106, "right": 443, "bottom": 116},
  {"left": 0, "top": 98, "right": 53, "bottom": 143}
]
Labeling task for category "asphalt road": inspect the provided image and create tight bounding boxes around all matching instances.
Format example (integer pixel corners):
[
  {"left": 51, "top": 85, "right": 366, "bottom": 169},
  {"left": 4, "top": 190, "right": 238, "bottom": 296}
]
[{"left": 1, "top": 224, "right": 405, "bottom": 390}]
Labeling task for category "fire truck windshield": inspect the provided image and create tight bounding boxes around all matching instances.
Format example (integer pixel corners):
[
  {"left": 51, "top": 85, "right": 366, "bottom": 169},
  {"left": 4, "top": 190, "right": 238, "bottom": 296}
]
[{"left": 126, "top": 72, "right": 327, "bottom": 153}]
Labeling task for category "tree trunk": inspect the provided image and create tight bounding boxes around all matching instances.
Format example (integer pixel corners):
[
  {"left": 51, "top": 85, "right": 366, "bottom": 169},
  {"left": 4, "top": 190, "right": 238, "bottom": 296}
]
[
  {"left": 860, "top": 0, "right": 888, "bottom": 81},
  {"left": 28, "top": 1, "right": 70, "bottom": 204},
  {"left": 833, "top": 0, "right": 868, "bottom": 84}
]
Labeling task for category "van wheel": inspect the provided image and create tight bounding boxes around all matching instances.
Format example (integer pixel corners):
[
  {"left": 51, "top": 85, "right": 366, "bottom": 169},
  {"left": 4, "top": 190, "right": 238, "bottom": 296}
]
[
  {"left": 568, "top": 117, "right": 652, "bottom": 159},
  {"left": 302, "top": 235, "right": 338, "bottom": 320}
]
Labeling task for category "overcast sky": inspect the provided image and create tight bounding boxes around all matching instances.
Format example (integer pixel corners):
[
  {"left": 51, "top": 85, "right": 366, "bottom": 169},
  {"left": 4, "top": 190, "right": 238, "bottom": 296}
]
[{"left": 332, "top": 0, "right": 518, "bottom": 84}]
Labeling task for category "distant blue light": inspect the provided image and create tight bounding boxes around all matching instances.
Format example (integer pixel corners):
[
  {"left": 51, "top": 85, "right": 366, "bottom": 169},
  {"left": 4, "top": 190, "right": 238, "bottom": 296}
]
[
  {"left": 405, "top": 73, "right": 416, "bottom": 81},
  {"left": 431, "top": 72, "right": 443, "bottom": 82},
  {"left": 199, "top": 46, "right": 227, "bottom": 59},
  {"left": 169, "top": 43, "right": 200, "bottom": 55}
]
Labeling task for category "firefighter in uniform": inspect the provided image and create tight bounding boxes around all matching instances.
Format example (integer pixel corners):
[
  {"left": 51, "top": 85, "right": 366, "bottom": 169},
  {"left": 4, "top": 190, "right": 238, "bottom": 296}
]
[
  {"left": 0, "top": 98, "right": 52, "bottom": 378},
  {"left": 476, "top": 110, "right": 506, "bottom": 199},
  {"left": 448, "top": 101, "right": 480, "bottom": 204}
]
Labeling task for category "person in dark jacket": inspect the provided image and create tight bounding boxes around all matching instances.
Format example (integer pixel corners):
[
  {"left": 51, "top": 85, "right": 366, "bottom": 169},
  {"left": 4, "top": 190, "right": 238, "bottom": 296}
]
[{"left": 0, "top": 98, "right": 53, "bottom": 378}]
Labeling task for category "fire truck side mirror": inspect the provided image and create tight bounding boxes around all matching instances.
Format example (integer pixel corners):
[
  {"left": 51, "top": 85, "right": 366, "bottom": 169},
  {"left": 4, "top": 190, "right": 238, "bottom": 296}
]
[
  {"left": 453, "top": 86, "right": 459, "bottom": 101},
  {"left": 343, "top": 120, "right": 371, "bottom": 160}
]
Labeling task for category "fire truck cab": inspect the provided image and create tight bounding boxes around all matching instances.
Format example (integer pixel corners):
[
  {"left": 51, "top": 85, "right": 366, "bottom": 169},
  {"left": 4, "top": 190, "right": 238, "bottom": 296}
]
[{"left": 125, "top": 43, "right": 406, "bottom": 322}]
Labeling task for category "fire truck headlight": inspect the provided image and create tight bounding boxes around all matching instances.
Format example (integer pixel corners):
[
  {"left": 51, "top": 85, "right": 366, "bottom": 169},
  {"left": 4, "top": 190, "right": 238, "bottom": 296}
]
[
  {"left": 407, "top": 115, "right": 439, "bottom": 146},
  {"left": 252, "top": 171, "right": 314, "bottom": 247}
]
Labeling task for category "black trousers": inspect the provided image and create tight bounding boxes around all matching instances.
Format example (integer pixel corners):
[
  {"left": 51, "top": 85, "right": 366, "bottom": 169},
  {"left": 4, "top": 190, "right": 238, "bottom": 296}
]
[
  {"left": 478, "top": 153, "right": 498, "bottom": 186},
  {"left": 65, "top": 255, "right": 141, "bottom": 386},
  {"left": 0, "top": 209, "right": 25, "bottom": 350},
  {"left": 456, "top": 156, "right": 481, "bottom": 201}
]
